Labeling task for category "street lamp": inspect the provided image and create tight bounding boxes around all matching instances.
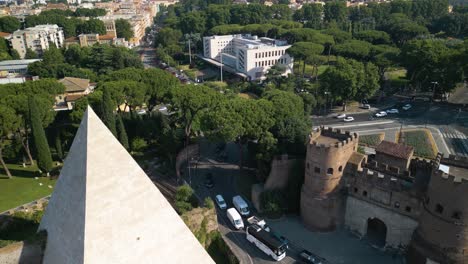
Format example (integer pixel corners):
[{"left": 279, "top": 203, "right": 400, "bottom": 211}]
[{"left": 430, "top": 81, "right": 438, "bottom": 101}]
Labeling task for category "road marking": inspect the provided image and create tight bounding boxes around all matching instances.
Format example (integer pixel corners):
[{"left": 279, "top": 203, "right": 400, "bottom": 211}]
[{"left": 326, "top": 120, "right": 395, "bottom": 129}]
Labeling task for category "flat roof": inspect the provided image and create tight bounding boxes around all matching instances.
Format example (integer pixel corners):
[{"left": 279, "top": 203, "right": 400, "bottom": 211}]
[
  {"left": 313, "top": 135, "right": 340, "bottom": 145},
  {"left": 0, "top": 59, "right": 41, "bottom": 66},
  {"left": 441, "top": 163, "right": 468, "bottom": 180}
]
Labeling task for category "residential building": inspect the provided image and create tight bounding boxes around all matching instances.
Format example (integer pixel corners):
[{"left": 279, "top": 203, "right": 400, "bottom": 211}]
[
  {"left": 9, "top": 24, "right": 64, "bottom": 59},
  {"left": 64, "top": 33, "right": 128, "bottom": 48},
  {"left": 203, "top": 34, "right": 293, "bottom": 81}
]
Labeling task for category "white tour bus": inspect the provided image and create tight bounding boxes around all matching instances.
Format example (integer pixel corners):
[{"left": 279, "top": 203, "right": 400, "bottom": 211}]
[
  {"left": 232, "top": 195, "right": 250, "bottom": 217},
  {"left": 246, "top": 224, "right": 287, "bottom": 261}
]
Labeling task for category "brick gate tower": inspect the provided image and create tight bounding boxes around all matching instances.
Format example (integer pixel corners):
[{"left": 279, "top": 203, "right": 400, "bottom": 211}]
[
  {"left": 301, "top": 127, "right": 358, "bottom": 231},
  {"left": 408, "top": 155, "right": 468, "bottom": 264}
]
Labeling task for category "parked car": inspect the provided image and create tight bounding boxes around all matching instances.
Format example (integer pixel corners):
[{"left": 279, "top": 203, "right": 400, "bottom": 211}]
[
  {"left": 215, "top": 195, "right": 227, "bottom": 210},
  {"left": 299, "top": 250, "right": 324, "bottom": 264},
  {"left": 204, "top": 173, "right": 214, "bottom": 188},
  {"left": 336, "top": 113, "right": 346, "bottom": 119},
  {"left": 158, "top": 106, "right": 168, "bottom": 112},
  {"left": 343, "top": 116, "right": 354, "bottom": 122},
  {"left": 227, "top": 208, "right": 244, "bottom": 230},
  {"left": 386, "top": 108, "right": 399, "bottom": 114},
  {"left": 232, "top": 195, "right": 250, "bottom": 216},
  {"left": 361, "top": 104, "right": 371, "bottom": 109},
  {"left": 375, "top": 111, "right": 387, "bottom": 117},
  {"left": 136, "top": 109, "right": 147, "bottom": 115},
  {"left": 402, "top": 104, "right": 412, "bottom": 110}
]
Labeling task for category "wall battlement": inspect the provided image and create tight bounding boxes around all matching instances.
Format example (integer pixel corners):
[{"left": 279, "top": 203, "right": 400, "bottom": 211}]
[
  {"left": 359, "top": 167, "right": 414, "bottom": 192},
  {"left": 309, "top": 126, "right": 359, "bottom": 149},
  {"left": 365, "top": 160, "right": 413, "bottom": 180}
]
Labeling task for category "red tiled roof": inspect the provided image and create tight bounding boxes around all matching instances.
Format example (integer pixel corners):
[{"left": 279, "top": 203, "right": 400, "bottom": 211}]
[
  {"left": 375, "top": 141, "right": 414, "bottom": 160},
  {"left": 0, "top": 32, "right": 11, "bottom": 38}
]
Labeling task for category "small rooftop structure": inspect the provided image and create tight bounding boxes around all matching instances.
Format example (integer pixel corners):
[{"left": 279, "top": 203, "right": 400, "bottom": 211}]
[
  {"left": 39, "top": 107, "right": 214, "bottom": 264},
  {"left": 0, "top": 59, "right": 41, "bottom": 74},
  {"left": 375, "top": 141, "right": 414, "bottom": 160},
  {"left": 58, "top": 77, "right": 90, "bottom": 93}
]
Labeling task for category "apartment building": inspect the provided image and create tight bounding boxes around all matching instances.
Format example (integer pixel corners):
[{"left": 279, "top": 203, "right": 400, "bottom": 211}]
[
  {"left": 9, "top": 24, "right": 64, "bottom": 59},
  {"left": 64, "top": 33, "right": 129, "bottom": 48},
  {"left": 203, "top": 34, "right": 293, "bottom": 81}
]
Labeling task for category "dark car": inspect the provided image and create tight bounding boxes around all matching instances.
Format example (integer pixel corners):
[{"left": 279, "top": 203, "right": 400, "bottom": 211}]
[
  {"left": 204, "top": 173, "right": 214, "bottom": 188},
  {"left": 299, "top": 250, "right": 324, "bottom": 264}
]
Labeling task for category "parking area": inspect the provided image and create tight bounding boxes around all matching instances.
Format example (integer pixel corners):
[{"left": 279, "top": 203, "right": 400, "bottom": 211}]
[{"left": 268, "top": 216, "right": 404, "bottom": 264}]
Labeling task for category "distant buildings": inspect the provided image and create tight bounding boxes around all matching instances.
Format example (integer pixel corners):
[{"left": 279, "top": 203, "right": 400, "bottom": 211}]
[
  {"left": 8, "top": 24, "right": 64, "bottom": 59},
  {"left": 203, "top": 34, "right": 293, "bottom": 81},
  {"left": 64, "top": 33, "right": 129, "bottom": 48}
]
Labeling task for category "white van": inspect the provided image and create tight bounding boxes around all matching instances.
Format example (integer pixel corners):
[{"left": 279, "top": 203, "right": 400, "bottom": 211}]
[
  {"left": 227, "top": 208, "right": 244, "bottom": 230},
  {"left": 232, "top": 195, "right": 250, "bottom": 217}
]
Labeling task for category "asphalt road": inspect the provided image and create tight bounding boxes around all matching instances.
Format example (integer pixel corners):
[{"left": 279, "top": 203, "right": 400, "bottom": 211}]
[
  {"left": 181, "top": 142, "right": 302, "bottom": 264},
  {"left": 312, "top": 101, "right": 468, "bottom": 157}
]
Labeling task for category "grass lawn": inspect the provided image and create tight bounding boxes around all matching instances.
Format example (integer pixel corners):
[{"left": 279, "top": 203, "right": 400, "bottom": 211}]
[
  {"left": 0, "top": 163, "right": 56, "bottom": 213},
  {"left": 386, "top": 68, "right": 410, "bottom": 88},
  {"left": 359, "top": 133, "right": 384, "bottom": 147},
  {"left": 398, "top": 129, "right": 438, "bottom": 159},
  {"left": 293, "top": 64, "right": 330, "bottom": 78}
]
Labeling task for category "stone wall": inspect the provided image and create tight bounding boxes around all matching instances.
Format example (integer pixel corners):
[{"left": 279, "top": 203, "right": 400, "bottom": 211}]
[
  {"left": 264, "top": 155, "right": 300, "bottom": 191},
  {"left": 345, "top": 196, "right": 418, "bottom": 248},
  {"left": 175, "top": 144, "right": 199, "bottom": 178}
]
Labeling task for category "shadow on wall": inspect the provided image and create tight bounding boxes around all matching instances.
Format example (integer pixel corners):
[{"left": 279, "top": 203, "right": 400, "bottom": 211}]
[{"left": 0, "top": 213, "right": 46, "bottom": 264}]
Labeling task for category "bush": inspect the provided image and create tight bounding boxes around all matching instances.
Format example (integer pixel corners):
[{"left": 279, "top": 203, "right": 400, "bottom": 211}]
[
  {"left": 175, "top": 184, "right": 198, "bottom": 214},
  {"left": 204, "top": 197, "right": 214, "bottom": 209},
  {"left": 207, "top": 231, "right": 239, "bottom": 264},
  {"left": 131, "top": 137, "right": 148, "bottom": 152},
  {"left": 260, "top": 189, "right": 287, "bottom": 218}
]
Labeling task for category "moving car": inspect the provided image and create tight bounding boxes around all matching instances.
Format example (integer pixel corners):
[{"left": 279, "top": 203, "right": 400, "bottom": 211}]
[
  {"left": 227, "top": 208, "right": 244, "bottom": 230},
  {"left": 158, "top": 106, "right": 168, "bottom": 112},
  {"left": 232, "top": 195, "right": 250, "bottom": 217},
  {"left": 336, "top": 113, "right": 346, "bottom": 119},
  {"left": 215, "top": 195, "right": 227, "bottom": 210},
  {"left": 299, "top": 250, "right": 324, "bottom": 264},
  {"left": 136, "top": 109, "right": 146, "bottom": 115},
  {"left": 343, "top": 116, "right": 354, "bottom": 122},
  {"left": 402, "top": 104, "right": 412, "bottom": 110},
  {"left": 386, "top": 108, "right": 399, "bottom": 114},
  {"left": 375, "top": 111, "right": 387, "bottom": 117},
  {"left": 204, "top": 173, "right": 214, "bottom": 188}
]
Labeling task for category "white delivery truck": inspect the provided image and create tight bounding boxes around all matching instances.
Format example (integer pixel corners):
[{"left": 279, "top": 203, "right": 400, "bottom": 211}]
[
  {"left": 227, "top": 208, "right": 244, "bottom": 230},
  {"left": 232, "top": 195, "right": 250, "bottom": 217},
  {"left": 247, "top": 216, "right": 270, "bottom": 232}
]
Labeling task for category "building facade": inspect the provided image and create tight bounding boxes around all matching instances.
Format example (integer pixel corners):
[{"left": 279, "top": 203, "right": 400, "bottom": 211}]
[
  {"left": 203, "top": 34, "right": 293, "bottom": 81},
  {"left": 9, "top": 24, "right": 64, "bottom": 59},
  {"left": 300, "top": 127, "right": 468, "bottom": 264}
]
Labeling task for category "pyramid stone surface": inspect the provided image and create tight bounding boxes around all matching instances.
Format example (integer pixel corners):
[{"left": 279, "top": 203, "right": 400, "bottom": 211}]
[{"left": 39, "top": 107, "right": 214, "bottom": 264}]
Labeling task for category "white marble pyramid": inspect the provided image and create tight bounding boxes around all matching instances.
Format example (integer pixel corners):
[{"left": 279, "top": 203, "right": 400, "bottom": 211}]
[{"left": 39, "top": 106, "right": 214, "bottom": 264}]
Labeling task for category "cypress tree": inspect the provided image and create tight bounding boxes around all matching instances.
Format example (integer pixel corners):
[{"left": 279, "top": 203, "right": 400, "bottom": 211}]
[
  {"left": 28, "top": 96, "right": 53, "bottom": 174},
  {"left": 116, "top": 114, "right": 129, "bottom": 150},
  {"left": 101, "top": 87, "right": 117, "bottom": 136}
]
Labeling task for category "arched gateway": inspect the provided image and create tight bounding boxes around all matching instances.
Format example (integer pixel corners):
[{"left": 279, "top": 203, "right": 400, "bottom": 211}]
[{"left": 366, "top": 217, "right": 387, "bottom": 248}]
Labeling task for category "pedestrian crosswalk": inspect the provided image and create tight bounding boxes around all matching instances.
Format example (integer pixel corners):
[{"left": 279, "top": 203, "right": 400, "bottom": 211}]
[{"left": 440, "top": 127, "right": 468, "bottom": 157}]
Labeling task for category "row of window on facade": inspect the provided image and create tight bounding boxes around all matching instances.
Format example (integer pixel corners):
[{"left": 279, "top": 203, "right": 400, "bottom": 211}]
[
  {"left": 255, "top": 58, "right": 286, "bottom": 68},
  {"left": 353, "top": 187, "right": 414, "bottom": 213},
  {"left": 255, "top": 50, "right": 285, "bottom": 58},
  {"left": 307, "top": 162, "right": 343, "bottom": 175},
  {"left": 425, "top": 197, "right": 462, "bottom": 220}
]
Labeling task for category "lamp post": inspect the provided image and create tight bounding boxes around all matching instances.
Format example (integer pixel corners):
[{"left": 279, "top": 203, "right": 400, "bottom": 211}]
[{"left": 220, "top": 52, "right": 224, "bottom": 82}]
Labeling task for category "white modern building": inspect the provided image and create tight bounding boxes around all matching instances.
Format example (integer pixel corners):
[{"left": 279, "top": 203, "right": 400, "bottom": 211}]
[
  {"left": 203, "top": 34, "right": 293, "bottom": 81},
  {"left": 9, "top": 24, "right": 64, "bottom": 59}
]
